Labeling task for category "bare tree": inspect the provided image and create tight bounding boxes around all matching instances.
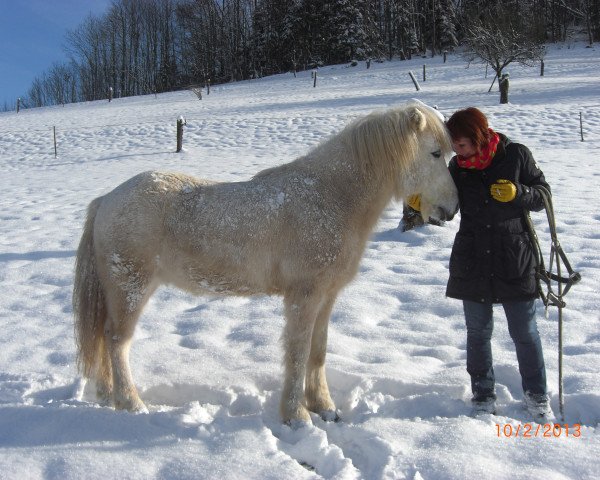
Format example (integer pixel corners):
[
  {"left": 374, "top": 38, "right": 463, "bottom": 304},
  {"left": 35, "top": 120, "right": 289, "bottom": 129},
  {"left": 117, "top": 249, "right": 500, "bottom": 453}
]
[
  {"left": 580, "top": 0, "right": 598, "bottom": 45},
  {"left": 14, "top": 0, "right": 599, "bottom": 110},
  {"left": 463, "top": 19, "right": 544, "bottom": 103}
]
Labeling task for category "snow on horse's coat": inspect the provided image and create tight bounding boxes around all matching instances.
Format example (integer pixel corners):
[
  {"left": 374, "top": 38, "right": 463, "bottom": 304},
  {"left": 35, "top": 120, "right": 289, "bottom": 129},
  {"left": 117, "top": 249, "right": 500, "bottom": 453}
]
[{"left": 73, "top": 102, "right": 458, "bottom": 424}]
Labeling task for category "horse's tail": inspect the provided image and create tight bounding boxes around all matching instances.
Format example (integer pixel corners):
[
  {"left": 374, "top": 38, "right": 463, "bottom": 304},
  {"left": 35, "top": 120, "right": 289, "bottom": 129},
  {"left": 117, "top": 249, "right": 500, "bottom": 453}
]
[{"left": 73, "top": 197, "right": 107, "bottom": 379}]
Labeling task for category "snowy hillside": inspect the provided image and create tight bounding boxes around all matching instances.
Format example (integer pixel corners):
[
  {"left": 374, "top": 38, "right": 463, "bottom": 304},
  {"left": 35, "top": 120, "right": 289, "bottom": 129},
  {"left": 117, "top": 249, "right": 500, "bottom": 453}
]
[{"left": 0, "top": 43, "right": 599, "bottom": 479}]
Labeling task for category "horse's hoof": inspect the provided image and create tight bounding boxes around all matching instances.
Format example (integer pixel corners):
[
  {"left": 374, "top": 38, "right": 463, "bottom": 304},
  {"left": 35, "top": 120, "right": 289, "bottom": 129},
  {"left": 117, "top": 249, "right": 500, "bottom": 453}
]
[
  {"left": 115, "top": 397, "right": 148, "bottom": 413},
  {"left": 131, "top": 403, "right": 149, "bottom": 414},
  {"left": 319, "top": 409, "right": 341, "bottom": 422},
  {"left": 284, "top": 418, "right": 311, "bottom": 430},
  {"left": 95, "top": 390, "right": 113, "bottom": 407},
  {"left": 281, "top": 401, "right": 312, "bottom": 426}
]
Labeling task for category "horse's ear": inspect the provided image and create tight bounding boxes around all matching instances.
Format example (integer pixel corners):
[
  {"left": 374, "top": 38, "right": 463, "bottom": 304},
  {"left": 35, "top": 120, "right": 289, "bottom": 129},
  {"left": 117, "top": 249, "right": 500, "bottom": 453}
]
[{"left": 408, "top": 107, "right": 426, "bottom": 132}]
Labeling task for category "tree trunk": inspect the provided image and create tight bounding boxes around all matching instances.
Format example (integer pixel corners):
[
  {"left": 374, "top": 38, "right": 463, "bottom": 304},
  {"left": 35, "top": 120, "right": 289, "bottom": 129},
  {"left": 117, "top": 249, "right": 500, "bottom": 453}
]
[{"left": 499, "top": 75, "right": 509, "bottom": 104}]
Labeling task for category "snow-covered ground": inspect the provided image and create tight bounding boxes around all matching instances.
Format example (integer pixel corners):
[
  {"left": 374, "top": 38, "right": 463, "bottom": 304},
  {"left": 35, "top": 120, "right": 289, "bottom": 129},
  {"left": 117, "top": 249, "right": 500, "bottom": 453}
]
[{"left": 0, "top": 43, "right": 598, "bottom": 479}]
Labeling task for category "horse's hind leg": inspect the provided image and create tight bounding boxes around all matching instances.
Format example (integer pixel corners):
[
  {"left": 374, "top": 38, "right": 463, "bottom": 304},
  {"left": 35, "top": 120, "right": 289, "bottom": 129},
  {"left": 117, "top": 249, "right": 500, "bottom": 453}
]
[
  {"left": 305, "top": 294, "right": 338, "bottom": 421},
  {"left": 103, "top": 262, "right": 156, "bottom": 412},
  {"left": 94, "top": 342, "right": 113, "bottom": 405},
  {"left": 281, "top": 287, "right": 323, "bottom": 425},
  {"left": 105, "top": 312, "right": 147, "bottom": 412}
]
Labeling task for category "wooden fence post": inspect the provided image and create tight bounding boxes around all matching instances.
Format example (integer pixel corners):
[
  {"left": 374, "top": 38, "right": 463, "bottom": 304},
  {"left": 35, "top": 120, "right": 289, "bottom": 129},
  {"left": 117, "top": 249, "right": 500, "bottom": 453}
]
[
  {"left": 313, "top": 70, "right": 318, "bottom": 88},
  {"left": 176, "top": 116, "right": 186, "bottom": 153},
  {"left": 423, "top": 64, "right": 426, "bottom": 82},
  {"left": 53, "top": 126, "right": 57, "bottom": 158},
  {"left": 108, "top": 87, "right": 113, "bottom": 102},
  {"left": 499, "top": 74, "right": 510, "bottom": 104},
  {"left": 16, "top": 98, "right": 20, "bottom": 113},
  {"left": 408, "top": 71, "right": 420, "bottom": 91},
  {"left": 540, "top": 60, "right": 545, "bottom": 76}
]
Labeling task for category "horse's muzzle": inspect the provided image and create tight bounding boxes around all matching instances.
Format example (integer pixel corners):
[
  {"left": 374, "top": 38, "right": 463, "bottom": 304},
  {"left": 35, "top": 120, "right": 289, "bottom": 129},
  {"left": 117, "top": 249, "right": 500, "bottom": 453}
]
[{"left": 436, "top": 203, "right": 458, "bottom": 222}]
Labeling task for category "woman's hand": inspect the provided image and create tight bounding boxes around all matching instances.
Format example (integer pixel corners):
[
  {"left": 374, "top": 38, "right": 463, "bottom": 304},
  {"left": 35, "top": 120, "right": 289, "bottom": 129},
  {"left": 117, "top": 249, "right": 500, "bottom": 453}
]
[
  {"left": 490, "top": 179, "right": 517, "bottom": 202},
  {"left": 407, "top": 194, "right": 421, "bottom": 211}
]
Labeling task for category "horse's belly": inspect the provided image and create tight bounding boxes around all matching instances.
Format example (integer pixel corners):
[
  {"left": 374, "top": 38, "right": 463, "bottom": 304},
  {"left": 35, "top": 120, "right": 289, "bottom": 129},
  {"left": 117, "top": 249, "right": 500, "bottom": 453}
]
[
  {"left": 176, "top": 275, "right": 268, "bottom": 296},
  {"left": 157, "top": 252, "right": 278, "bottom": 297}
]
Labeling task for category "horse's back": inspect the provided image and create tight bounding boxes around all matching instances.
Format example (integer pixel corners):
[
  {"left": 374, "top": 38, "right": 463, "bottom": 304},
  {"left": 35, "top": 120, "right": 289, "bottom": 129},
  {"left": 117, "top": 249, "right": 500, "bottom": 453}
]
[
  {"left": 88, "top": 167, "right": 360, "bottom": 298},
  {"left": 90, "top": 171, "right": 272, "bottom": 295},
  {"left": 91, "top": 172, "right": 209, "bottom": 275}
]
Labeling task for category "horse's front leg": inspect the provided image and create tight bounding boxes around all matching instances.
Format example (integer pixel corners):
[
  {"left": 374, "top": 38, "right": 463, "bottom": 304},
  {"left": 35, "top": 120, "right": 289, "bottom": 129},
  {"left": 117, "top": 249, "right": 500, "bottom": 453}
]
[
  {"left": 305, "top": 294, "right": 338, "bottom": 421},
  {"left": 281, "top": 288, "right": 323, "bottom": 425}
]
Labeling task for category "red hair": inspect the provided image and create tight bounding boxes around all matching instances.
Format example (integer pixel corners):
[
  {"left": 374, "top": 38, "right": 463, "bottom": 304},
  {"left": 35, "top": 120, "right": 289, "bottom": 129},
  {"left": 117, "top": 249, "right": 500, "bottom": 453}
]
[{"left": 446, "top": 107, "right": 491, "bottom": 150}]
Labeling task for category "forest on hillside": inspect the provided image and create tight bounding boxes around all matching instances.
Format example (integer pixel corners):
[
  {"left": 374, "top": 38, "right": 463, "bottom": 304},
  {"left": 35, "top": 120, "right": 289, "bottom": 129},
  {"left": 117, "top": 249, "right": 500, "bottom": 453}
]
[{"left": 11, "top": 0, "right": 600, "bottom": 109}]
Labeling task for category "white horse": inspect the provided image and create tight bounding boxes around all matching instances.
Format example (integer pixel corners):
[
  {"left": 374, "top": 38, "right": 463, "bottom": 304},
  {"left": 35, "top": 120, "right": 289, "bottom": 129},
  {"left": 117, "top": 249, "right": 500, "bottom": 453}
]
[{"left": 73, "top": 101, "right": 458, "bottom": 425}]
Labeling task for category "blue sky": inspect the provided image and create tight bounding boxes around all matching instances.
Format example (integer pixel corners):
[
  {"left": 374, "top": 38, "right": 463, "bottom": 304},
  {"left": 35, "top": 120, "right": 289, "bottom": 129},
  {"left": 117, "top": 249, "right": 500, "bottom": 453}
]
[{"left": 0, "top": 0, "right": 110, "bottom": 108}]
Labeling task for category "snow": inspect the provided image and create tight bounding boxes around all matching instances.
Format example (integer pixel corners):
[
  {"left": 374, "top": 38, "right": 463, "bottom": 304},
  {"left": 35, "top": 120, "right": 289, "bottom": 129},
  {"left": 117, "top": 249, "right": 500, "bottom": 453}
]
[{"left": 1, "top": 43, "right": 599, "bottom": 479}]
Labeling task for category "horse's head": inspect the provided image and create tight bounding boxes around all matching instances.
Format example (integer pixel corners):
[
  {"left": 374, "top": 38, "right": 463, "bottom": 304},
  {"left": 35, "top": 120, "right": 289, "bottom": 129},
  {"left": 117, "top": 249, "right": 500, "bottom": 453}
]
[{"left": 403, "top": 102, "right": 458, "bottom": 223}]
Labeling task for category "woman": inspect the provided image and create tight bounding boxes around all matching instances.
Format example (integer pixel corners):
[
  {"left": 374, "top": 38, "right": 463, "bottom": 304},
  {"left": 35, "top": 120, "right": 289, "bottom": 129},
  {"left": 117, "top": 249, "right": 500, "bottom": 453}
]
[{"left": 445, "top": 107, "right": 552, "bottom": 421}]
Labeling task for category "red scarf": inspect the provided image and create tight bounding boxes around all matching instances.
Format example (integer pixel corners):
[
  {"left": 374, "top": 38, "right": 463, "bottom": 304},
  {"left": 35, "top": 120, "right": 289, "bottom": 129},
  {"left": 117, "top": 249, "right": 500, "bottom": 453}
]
[{"left": 456, "top": 129, "right": 500, "bottom": 170}]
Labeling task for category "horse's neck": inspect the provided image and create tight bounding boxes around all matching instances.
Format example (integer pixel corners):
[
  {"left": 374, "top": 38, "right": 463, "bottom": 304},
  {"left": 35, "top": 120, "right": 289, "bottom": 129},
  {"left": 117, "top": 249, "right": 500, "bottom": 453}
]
[
  {"left": 306, "top": 147, "right": 397, "bottom": 232},
  {"left": 353, "top": 174, "right": 396, "bottom": 233}
]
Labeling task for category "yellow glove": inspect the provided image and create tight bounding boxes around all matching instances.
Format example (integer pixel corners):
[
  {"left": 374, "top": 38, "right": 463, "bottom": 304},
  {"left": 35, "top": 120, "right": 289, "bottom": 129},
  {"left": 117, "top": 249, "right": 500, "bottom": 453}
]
[
  {"left": 407, "top": 194, "right": 421, "bottom": 211},
  {"left": 490, "top": 179, "right": 517, "bottom": 202}
]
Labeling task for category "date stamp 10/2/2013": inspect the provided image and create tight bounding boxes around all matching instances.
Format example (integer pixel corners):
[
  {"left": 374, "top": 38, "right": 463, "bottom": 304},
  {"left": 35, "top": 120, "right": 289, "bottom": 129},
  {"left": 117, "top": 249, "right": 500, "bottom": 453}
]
[{"left": 496, "top": 423, "right": 582, "bottom": 438}]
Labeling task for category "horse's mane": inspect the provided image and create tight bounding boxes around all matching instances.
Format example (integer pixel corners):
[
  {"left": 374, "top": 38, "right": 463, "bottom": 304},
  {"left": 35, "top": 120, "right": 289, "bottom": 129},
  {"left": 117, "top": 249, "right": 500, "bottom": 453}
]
[
  {"left": 254, "top": 103, "right": 451, "bottom": 194},
  {"left": 341, "top": 102, "right": 452, "bottom": 198}
]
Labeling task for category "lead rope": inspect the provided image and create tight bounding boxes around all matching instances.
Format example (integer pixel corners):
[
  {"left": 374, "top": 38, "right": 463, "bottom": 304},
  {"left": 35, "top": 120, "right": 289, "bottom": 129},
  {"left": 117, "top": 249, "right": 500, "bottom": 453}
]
[{"left": 524, "top": 185, "right": 581, "bottom": 422}]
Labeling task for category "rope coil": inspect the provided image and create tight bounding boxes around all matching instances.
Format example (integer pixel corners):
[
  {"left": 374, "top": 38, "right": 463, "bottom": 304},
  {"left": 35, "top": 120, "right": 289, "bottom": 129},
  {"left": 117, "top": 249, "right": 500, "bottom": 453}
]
[
  {"left": 525, "top": 186, "right": 581, "bottom": 310},
  {"left": 524, "top": 185, "right": 581, "bottom": 422}
]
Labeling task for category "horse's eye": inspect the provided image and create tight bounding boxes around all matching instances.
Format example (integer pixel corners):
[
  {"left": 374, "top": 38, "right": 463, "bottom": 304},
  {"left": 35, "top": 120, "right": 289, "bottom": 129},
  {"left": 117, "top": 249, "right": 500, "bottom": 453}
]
[{"left": 431, "top": 150, "right": 442, "bottom": 158}]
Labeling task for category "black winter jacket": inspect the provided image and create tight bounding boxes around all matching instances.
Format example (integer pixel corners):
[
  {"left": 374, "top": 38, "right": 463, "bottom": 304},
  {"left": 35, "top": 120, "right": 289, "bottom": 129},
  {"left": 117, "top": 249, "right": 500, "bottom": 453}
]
[{"left": 446, "top": 133, "right": 550, "bottom": 303}]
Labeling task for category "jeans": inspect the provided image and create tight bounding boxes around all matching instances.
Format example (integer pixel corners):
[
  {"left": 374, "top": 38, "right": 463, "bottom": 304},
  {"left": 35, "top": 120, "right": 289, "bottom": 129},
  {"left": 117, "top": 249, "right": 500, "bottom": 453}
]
[{"left": 463, "top": 299, "right": 547, "bottom": 398}]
